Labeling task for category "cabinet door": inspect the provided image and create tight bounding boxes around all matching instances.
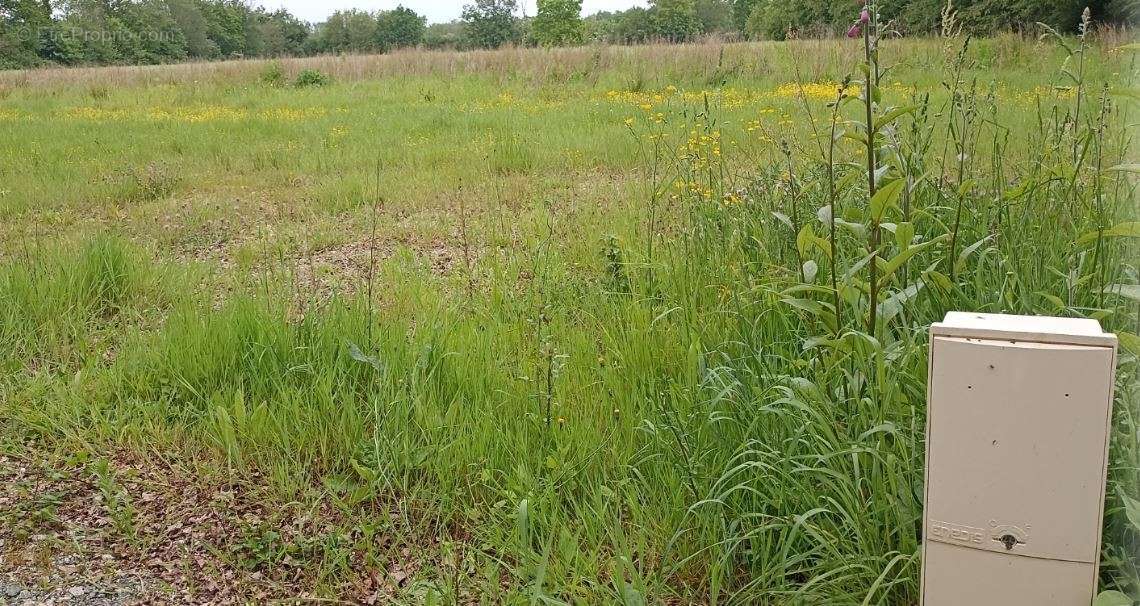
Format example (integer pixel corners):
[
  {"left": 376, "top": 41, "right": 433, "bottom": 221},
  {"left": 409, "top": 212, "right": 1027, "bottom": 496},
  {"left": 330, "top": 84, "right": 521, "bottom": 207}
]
[
  {"left": 925, "top": 336, "right": 1114, "bottom": 562},
  {"left": 922, "top": 541, "right": 1097, "bottom": 606}
]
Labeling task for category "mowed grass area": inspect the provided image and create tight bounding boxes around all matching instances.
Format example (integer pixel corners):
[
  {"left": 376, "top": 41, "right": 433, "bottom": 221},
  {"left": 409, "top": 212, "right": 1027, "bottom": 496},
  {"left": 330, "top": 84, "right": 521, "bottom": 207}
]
[{"left": 0, "top": 37, "right": 1137, "bottom": 603}]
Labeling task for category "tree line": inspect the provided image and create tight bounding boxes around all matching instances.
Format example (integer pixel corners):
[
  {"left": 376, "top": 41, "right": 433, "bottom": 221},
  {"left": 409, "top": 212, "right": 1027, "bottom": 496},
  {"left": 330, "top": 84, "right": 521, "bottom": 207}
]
[{"left": 1, "top": 0, "right": 1135, "bottom": 69}]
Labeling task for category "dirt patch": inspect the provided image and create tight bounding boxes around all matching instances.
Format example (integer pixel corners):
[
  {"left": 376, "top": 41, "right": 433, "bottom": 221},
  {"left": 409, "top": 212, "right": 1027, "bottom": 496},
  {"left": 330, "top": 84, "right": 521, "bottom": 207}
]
[
  {"left": 290, "top": 238, "right": 395, "bottom": 302},
  {"left": 0, "top": 445, "right": 456, "bottom": 604}
]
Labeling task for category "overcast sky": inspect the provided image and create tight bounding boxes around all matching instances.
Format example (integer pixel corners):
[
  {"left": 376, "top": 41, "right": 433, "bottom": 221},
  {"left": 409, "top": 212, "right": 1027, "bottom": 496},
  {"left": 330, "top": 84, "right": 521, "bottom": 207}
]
[{"left": 257, "top": 0, "right": 649, "bottom": 25}]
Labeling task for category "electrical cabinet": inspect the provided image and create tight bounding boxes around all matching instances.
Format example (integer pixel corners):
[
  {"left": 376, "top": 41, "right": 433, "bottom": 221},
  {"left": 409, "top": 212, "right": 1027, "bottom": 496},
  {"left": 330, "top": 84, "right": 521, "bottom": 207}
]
[{"left": 921, "top": 312, "right": 1118, "bottom": 605}]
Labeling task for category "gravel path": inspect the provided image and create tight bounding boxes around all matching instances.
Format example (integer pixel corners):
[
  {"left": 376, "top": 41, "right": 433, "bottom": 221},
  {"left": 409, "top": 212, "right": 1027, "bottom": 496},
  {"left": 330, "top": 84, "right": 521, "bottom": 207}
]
[{"left": 0, "top": 555, "right": 151, "bottom": 606}]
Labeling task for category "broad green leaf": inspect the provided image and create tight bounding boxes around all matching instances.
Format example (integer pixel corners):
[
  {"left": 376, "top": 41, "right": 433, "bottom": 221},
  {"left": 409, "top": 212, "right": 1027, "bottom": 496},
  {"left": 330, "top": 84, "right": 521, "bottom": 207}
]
[
  {"left": 619, "top": 583, "right": 646, "bottom": 606},
  {"left": 875, "top": 105, "right": 917, "bottom": 131},
  {"left": 894, "top": 222, "right": 915, "bottom": 250},
  {"left": 780, "top": 298, "right": 835, "bottom": 332},
  {"left": 858, "top": 422, "right": 897, "bottom": 442},
  {"left": 842, "top": 250, "right": 877, "bottom": 282},
  {"left": 869, "top": 178, "right": 905, "bottom": 222},
  {"left": 836, "top": 218, "right": 868, "bottom": 239},
  {"left": 781, "top": 297, "right": 827, "bottom": 316},
  {"left": 788, "top": 376, "right": 825, "bottom": 402},
  {"left": 793, "top": 224, "right": 833, "bottom": 260},
  {"left": 1076, "top": 222, "right": 1140, "bottom": 246},
  {"left": 924, "top": 270, "right": 953, "bottom": 292},
  {"left": 803, "top": 335, "right": 847, "bottom": 352},
  {"left": 1117, "top": 486, "right": 1140, "bottom": 533},
  {"left": 881, "top": 234, "right": 948, "bottom": 281},
  {"left": 1002, "top": 179, "right": 1033, "bottom": 201},
  {"left": 1091, "top": 309, "right": 1114, "bottom": 322},
  {"left": 1118, "top": 332, "right": 1140, "bottom": 357},
  {"left": 772, "top": 211, "right": 793, "bottom": 229},
  {"left": 956, "top": 178, "right": 976, "bottom": 197},
  {"left": 1104, "top": 284, "right": 1140, "bottom": 302},
  {"left": 796, "top": 224, "right": 814, "bottom": 259},
  {"left": 873, "top": 164, "right": 891, "bottom": 186},
  {"left": 842, "top": 130, "right": 868, "bottom": 146},
  {"left": 347, "top": 340, "right": 383, "bottom": 372},
  {"left": 803, "top": 260, "right": 818, "bottom": 283},
  {"left": 781, "top": 284, "right": 835, "bottom": 297},
  {"left": 516, "top": 498, "right": 530, "bottom": 543},
  {"left": 1034, "top": 291, "right": 1067, "bottom": 311},
  {"left": 816, "top": 204, "right": 832, "bottom": 224},
  {"left": 954, "top": 235, "right": 994, "bottom": 275},
  {"left": 878, "top": 280, "right": 925, "bottom": 323},
  {"left": 1093, "top": 591, "right": 1133, "bottom": 606},
  {"left": 351, "top": 459, "right": 378, "bottom": 483},
  {"left": 1107, "top": 163, "right": 1140, "bottom": 173}
]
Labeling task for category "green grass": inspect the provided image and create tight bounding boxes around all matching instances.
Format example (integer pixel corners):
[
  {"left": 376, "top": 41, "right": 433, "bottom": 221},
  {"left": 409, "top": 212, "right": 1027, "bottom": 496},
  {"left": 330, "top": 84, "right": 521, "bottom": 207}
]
[{"left": 0, "top": 36, "right": 1137, "bottom": 603}]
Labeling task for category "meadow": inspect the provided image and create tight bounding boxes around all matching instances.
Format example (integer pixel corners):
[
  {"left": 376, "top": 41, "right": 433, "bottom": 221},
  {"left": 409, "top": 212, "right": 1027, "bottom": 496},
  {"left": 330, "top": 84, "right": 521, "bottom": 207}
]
[{"left": 0, "top": 33, "right": 1137, "bottom": 604}]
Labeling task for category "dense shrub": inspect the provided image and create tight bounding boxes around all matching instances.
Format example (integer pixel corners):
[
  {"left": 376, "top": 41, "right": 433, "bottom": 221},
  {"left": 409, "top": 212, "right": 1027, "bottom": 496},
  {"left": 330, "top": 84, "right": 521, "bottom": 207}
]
[
  {"left": 259, "top": 61, "right": 286, "bottom": 86},
  {"left": 293, "top": 68, "right": 330, "bottom": 87}
]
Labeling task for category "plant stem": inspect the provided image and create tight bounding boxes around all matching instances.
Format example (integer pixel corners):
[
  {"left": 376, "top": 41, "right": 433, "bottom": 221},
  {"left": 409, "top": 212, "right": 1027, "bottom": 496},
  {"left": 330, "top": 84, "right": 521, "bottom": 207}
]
[
  {"left": 863, "top": 20, "right": 879, "bottom": 334},
  {"left": 827, "top": 87, "right": 844, "bottom": 333}
]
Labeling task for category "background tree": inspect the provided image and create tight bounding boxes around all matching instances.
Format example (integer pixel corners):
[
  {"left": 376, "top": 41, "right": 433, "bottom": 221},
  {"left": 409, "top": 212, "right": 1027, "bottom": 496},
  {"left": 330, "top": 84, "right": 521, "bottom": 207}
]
[
  {"left": 117, "top": 0, "right": 187, "bottom": 62},
  {"left": 731, "top": 0, "right": 758, "bottom": 35},
  {"left": 613, "top": 8, "right": 654, "bottom": 43},
  {"left": 312, "top": 9, "right": 376, "bottom": 54},
  {"left": 375, "top": 5, "right": 425, "bottom": 50},
  {"left": 167, "top": 0, "right": 216, "bottom": 58},
  {"left": 1102, "top": 0, "right": 1140, "bottom": 23},
  {"left": 461, "top": 0, "right": 518, "bottom": 49},
  {"left": 0, "top": 0, "right": 51, "bottom": 66},
  {"left": 695, "top": 0, "right": 733, "bottom": 35},
  {"left": 199, "top": 0, "right": 247, "bottom": 58},
  {"left": 744, "top": 0, "right": 846, "bottom": 39},
  {"left": 957, "top": 0, "right": 1085, "bottom": 33},
  {"left": 0, "top": 0, "right": 1132, "bottom": 68},
  {"left": 424, "top": 20, "right": 463, "bottom": 49},
  {"left": 253, "top": 9, "right": 308, "bottom": 56},
  {"left": 650, "top": 0, "right": 701, "bottom": 42},
  {"left": 532, "top": 0, "right": 583, "bottom": 46}
]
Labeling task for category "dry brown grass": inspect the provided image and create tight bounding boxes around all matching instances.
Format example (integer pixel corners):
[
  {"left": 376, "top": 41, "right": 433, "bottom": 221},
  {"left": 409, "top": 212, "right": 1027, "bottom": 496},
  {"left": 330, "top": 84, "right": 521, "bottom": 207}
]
[
  {"left": 0, "top": 39, "right": 877, "bottom": 90},
  {"left": 2, "top": 33, "right": 1117, "bottom": 93}
]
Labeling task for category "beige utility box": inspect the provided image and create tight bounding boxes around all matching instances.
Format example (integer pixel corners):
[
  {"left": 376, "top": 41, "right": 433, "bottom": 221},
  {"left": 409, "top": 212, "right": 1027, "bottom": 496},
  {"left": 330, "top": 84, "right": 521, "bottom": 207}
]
[{"left": 921, "top": 312, "right": 1118, "bottom": 605}]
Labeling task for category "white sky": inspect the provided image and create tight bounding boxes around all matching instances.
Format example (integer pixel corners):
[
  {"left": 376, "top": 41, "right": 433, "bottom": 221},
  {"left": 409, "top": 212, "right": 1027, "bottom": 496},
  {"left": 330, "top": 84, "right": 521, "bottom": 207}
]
[{"left": 258, "top": 0, "right": 649, "bottom": 25}]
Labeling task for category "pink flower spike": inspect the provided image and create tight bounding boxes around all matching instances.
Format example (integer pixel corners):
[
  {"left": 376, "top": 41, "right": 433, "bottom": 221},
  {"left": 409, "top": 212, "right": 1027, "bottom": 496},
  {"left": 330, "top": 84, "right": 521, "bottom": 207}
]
[
  {"left": 847, "top": 23, "right": 861, "bottom": 38},
  {"left": 859, "top": 8, "right": 869, "bottom": 23}
]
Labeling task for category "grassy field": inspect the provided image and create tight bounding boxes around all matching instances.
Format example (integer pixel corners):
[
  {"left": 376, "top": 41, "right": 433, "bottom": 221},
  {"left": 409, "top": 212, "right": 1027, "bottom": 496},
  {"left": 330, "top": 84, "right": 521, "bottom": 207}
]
[{"left": 0, "top": 35, "right": 1137, "bottom": 604}]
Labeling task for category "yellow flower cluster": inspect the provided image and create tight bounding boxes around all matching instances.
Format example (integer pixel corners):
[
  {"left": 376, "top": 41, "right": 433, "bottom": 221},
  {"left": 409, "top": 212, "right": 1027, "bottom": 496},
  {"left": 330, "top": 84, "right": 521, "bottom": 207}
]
[
  {"left": 1001, "top": 85, "right": 1077, "bottom": 106},
  {"left": 722, "top": 192, "right": 743, "bottom": 206},
  {"left": 771, "top": 82, "right": 862, "bottom": 100},
  {"left": 146, "top": 105, "right": 246, "bottom": 122},
  {"left": 671, "top": 178, "right": 715, "bottom": 200},
  {"left": 261, "top": 107, "right": 327, "bottom": 121},
  {"left": 66, "top": 106, "right": 132, "bottom": 120},
  {"left": 678, "top": 128, "right": 722, "bottom": 169}
]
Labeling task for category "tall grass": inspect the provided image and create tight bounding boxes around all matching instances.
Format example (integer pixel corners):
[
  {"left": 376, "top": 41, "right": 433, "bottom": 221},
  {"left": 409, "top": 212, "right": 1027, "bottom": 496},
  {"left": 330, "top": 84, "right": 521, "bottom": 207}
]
[{"left": 0, "top": 31, "right": 1136, "bottom": 604}]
